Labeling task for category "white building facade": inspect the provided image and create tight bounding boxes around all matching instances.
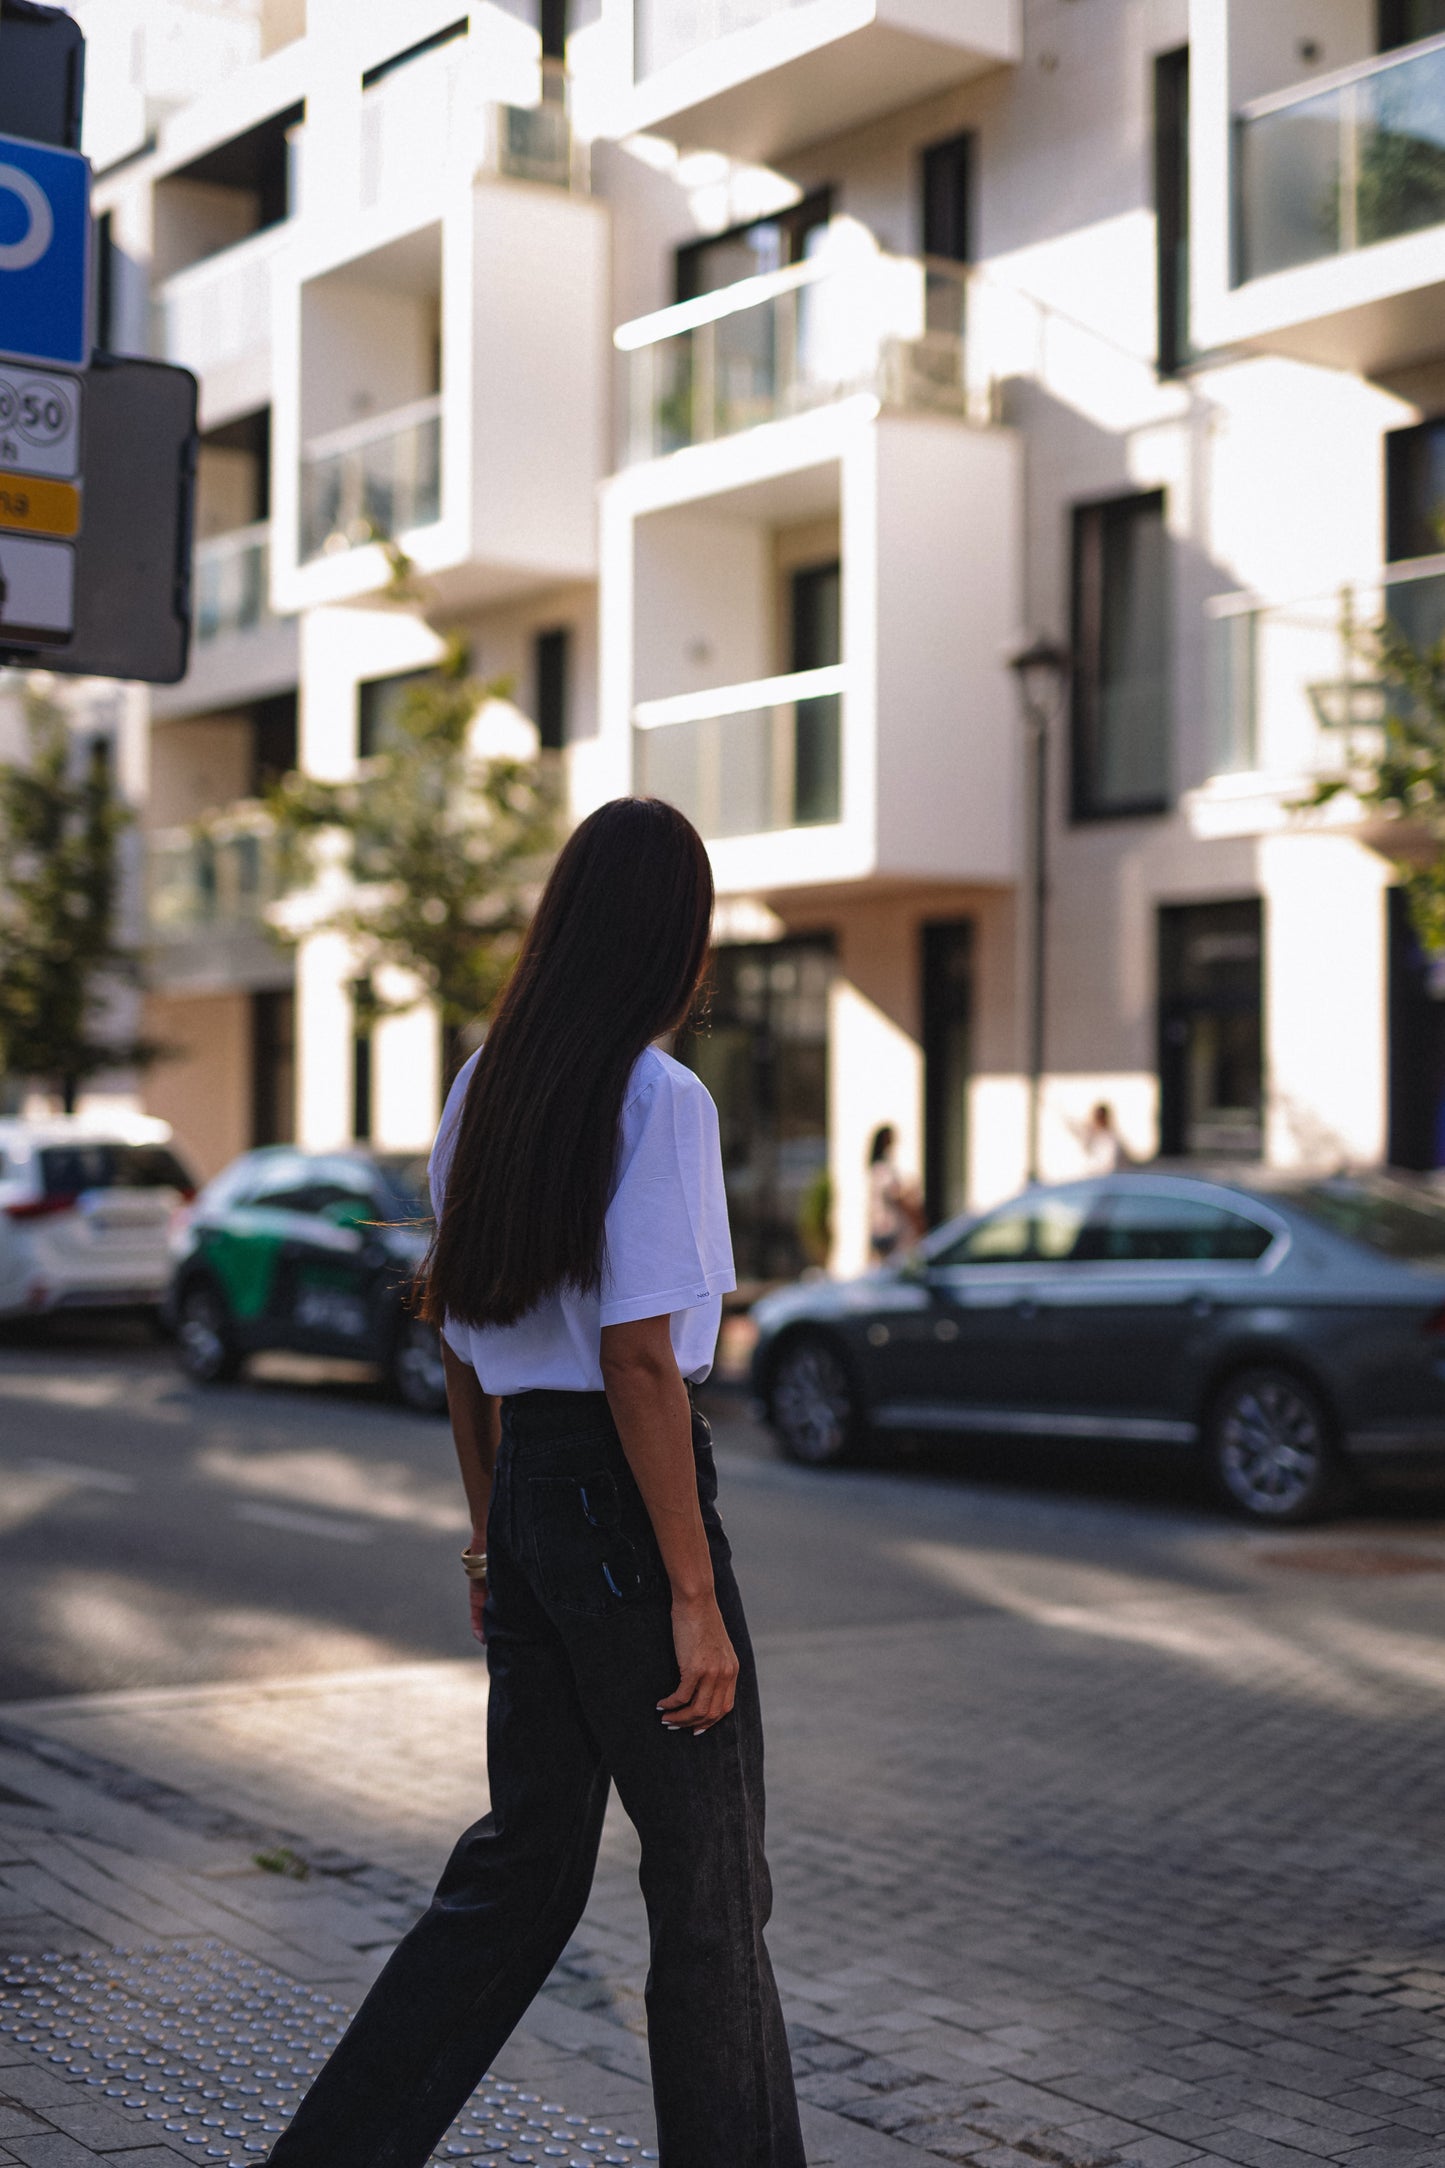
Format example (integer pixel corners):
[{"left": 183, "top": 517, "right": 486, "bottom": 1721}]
[{"left": 72, "top": 0, "right": 1445, "bottom": 1276}]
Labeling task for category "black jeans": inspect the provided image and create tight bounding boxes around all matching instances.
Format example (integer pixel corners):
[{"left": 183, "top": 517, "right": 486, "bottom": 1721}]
[{"left": 266, "top": 1390, "right": 805, "bottom": 2168}]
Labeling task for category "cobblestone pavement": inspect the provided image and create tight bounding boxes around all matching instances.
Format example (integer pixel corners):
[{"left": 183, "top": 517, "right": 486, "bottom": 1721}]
[{"left": 8, "top": 1406, "right": 1445, "bottom": 2165}]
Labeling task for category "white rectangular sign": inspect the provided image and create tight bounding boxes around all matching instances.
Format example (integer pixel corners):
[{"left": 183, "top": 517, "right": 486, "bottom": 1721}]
[
  {"left": 0, "top": 364, "right": 80, "bottom": 478},
  {"left": 0, "top": 530, "right": 74, "bottom": 641}
]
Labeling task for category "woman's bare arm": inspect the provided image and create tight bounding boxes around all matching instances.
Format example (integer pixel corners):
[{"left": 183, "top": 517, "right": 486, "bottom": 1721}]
[
  {"left": 600, "top": 1313, "right": 738, "bottom": 1735},
  {"left": 442, "top": 1341, "right": 501, "bottom": 1644}
]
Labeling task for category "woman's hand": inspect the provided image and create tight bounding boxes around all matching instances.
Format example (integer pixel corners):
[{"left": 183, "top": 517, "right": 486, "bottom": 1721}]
[{"left": 659, "top": 1590, "right": 738, "bottom": 1735}]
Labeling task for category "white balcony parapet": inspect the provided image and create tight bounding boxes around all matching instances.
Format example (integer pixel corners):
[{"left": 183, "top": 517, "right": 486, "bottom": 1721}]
[
  {"left": 194, "top": 522, "right": 271, "bottom": 645},
  {"left": 1238, "top": 32, "right": 1445, "bottom": 284},
  {"left": 152, "top": 221, "right": 290, "bottom": 378},
  {"left": 358, "top": 34, "right": 585, "bottom": 207},
  {"left": 299, "top": 395, "right": 442, "bottom": 563},
  {"left": 635, "top": 0, "right": 809, "bottom": 82},
  {"left": 633, "top": 664, "right": 845, "bottom": 840},
  {"left": 1192, "top": 555, "right": 1445, "bottom": 833},
  {"left": 616, "top": 224, "right": 978, "bottom": 463}
]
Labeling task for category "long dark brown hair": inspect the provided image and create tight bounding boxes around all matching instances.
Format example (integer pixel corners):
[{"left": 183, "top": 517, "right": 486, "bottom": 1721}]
[{"left": 423, "top": 797, "right": 714, "bottom": 1328}]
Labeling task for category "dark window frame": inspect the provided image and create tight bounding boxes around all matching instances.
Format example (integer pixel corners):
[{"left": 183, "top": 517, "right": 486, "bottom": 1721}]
[
  {"left": 1070, "top": 488, "right": 1172, "bottom": 824},
  {"left": 362, "top": 19, "right": 468, "bottom": 89},
  {"left": 534, "top": 626, "right": 570, "bottom": 752},
  {"left": 920, "top": 131, "right": 974, "bottom": 264},
  {"left": 1156, "top": 897, "right": 1265, "bottom": 1161},
  {"left": 675, "top": 188, "right": 833, "bottom": 303},
  {"left": 1154, "top": 48, "right": 1191, "bottom": 376},
  {"left": 1378, "top": 1, "right": 1445, "bottom": 51}
]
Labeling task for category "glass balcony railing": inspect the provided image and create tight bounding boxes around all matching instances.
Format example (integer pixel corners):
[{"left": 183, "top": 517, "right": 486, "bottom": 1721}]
[
  {"left": 632, "top": 666, "right": 845, "bottom": 840},
  {"left": 1206, "top": 556, "right": 1445, "bottom": 780},
  {"left": 617, "top": 228, "right": 974, "bottom": 463},
  {"left": 194, "top": 523, "right": 270, "bottom": 645},
  {"left": 1238, "top": 34, "right": 1445, "bottom": 281},
  {"left": 633, "top": 0, "right": 809, "bottom": 80},
  {"left": 299, "top": 397, "right": 442, "bottom": 563},
  {"left": 148, "top": 821, "right": 283, "bottom": 944}
]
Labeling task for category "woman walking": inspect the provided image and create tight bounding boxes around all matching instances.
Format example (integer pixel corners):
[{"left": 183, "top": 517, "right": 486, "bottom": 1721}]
[{"left": 265, "top": 798, "right": 805, "bottom": 2168}]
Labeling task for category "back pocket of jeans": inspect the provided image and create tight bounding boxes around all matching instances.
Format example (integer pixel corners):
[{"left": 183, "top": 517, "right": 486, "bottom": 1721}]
[{"left": 527, "top": 1468, "right": 665, "bottom": 1618}]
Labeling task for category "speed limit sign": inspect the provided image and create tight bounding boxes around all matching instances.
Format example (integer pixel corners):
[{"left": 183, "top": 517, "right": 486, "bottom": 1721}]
[{"left": 0, "top": 362, "right": 79, "bottom": 479}]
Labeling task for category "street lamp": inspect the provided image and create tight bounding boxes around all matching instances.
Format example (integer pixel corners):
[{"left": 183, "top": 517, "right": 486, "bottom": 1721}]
[{"left": 1008, "top": 636, "right": 1072, "bottom": 1186}]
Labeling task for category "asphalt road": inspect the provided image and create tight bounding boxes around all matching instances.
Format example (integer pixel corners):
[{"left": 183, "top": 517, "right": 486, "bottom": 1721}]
[{"left": 5, "top": 1314, "right": 1445, "bottom": 1702}]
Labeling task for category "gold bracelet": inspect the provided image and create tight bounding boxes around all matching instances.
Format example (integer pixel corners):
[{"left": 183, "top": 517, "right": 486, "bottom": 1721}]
[{"left": 461, "top": 1547, "right": 488, "bottom": 1582}]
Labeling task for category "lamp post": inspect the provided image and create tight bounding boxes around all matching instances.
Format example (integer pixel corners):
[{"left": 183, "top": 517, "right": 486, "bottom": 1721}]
[{"left": 1008, "top": 636, "right": 1072, "bottom": 1187}]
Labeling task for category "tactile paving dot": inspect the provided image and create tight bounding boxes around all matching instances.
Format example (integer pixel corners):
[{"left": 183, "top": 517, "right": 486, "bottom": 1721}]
[{"left": 0, "top": 1944, "right": 654, "bottom": 2168}]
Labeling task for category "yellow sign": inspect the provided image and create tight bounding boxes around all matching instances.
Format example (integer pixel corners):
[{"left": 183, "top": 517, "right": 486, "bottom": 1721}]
[{"left": 0, "top": 471, "right": 81, "bottom": 539}]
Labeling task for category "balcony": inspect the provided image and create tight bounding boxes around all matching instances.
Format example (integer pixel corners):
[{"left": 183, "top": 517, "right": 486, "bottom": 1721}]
[
  {"left": 617, "top": 236, "right": 978, "bottom": 464},
  {"left": 633, "top": 665, "right": 845, "bottom": 838},
  {"left": 147, "top": 819, "right": 291, "bottom": 994},
  {"left": 358, "top": 31, "right": 586, "bottom": 211},
  {"left": 1187, "top": 555, "right": 1445, "bottom": 837},
  {"left": 195, "top": 524, "right": 271, "bottom": 644},
  {"left": 1204, "top": 31, "right": 1445, "bottom": 374},
  {"left": 1239, "top": 37, "right": 1445, "bottom": 281},
  {"left": 152, "top": 223, "right": 289, "bottom": 421},
  {"left": 618, "top": 0, "right": 1019, "bottom": 163},
  {"left": 299, "top": 397, "right": 442, "bottom": 563}
]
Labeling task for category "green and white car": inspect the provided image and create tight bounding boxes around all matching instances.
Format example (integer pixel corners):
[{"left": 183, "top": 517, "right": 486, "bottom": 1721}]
[{"left": 165, "top": 1145, "right": 446, "bottom": 1413}]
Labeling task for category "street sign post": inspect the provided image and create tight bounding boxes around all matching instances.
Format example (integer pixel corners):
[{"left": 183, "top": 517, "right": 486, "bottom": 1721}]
[
  {"left": 0, "top": 131, "right": 90, "bottom": 369},
  {"left": 0, "top": 9, "right": 198, "bottom": 683}
]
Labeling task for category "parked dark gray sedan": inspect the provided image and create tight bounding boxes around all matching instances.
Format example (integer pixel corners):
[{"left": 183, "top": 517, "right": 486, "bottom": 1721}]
[{"left": 750, "top": 1169, "right": 1445, "bottom": 1522}]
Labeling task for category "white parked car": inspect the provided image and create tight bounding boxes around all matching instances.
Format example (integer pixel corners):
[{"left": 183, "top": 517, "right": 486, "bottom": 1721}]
[{"left": 0, "top": 1114, "right": 197, "bottom": 1321}]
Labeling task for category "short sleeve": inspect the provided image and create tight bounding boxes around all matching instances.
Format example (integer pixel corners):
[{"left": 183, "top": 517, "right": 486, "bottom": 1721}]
[
  {"left": 429, "top": 1051, "right": 479, "bottom": 1222},
  {"left": 599, "top": 1059, "right": 735, "bottom": 1328}
]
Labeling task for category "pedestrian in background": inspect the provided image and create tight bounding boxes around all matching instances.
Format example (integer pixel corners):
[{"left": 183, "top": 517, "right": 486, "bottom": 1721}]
[
  {"left": 1077, "top": 1101, "right": 1133, "bottom": 1175},
  {"left": 264, "top": 798, "right": 805, "bottom": 2168},
  {"left": 868, "top": 1123, "right": 923, "bottom": 1258}
]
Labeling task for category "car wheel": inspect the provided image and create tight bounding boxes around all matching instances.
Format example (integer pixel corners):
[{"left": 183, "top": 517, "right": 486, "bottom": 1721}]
[
  {"left": 770, "top": 1334, "right": 864, "bottom": 1467},
  {"left": 389, "top": 1314, "right": 448, "bottom": 1415},
  {"left": 1205, "top": 1365, "right": 1343, "bottom": 1524},
  {"left": 176, "top": 1280, "right": 242, "bottom": 1385}
]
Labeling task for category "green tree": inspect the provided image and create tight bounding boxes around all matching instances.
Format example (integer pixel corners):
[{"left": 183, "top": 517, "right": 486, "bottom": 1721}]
[
  {"left": 0, "top": 685, "right": 154, "bottom": 1113},
  {"left": 1306, "top": 607, "right": 1445, "bottom": 953},
  {"left": 265, "top": 636, "right": 560, "bottom": 1079}
]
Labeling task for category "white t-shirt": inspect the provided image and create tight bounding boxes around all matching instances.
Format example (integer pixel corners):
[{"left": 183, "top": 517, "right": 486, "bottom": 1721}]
[{"left": 428, "top": 1043, "right": 736, "bottom": 1394}]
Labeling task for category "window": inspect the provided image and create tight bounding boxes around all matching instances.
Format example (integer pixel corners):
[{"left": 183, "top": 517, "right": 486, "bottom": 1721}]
[
  {"left": 1284, "top": 1173, "right": 1445, "bottom": 1259},
  {"left": 933, "top": 1189, "right": 1094, "bottom": 1268},
  {"left": 540, "top": 0, "right": 568, "bottom": 63},
  {"left": 352, "top": 979, "right": 374, "bottom": 1144},
  {"left": 357, "top": 668, "right": 433, "bottom": 760},
  {"left": 251, "top": 690, "right": 297, "bottom": 796},
  {"left": 1158, "top": 900, "right": 1263, "bottom": 1159},
  {"left": 534, "top": 627, "right": 570, "bottom": 752},
  {"left": 676, "top": 191, "right": 832, "bottom": 302},
  {"left": 1071, "top": 491, "right": 1171, "bottom": 820},
  {"left": 249, "top": 1161, "right": 376, "bottom": 1219},
  {"left": 923, "top": 920, "right": 973, "bottom": 1227},
  {"left": 1387, "top": 416, "right": 1445, "bottom": 562},
  {"left": 251, "top": 989, "right": 296, "bottom": 1148},
  {"left": 921, "top": 133, "right": 972, "bottom": 264},
  {"left": 1154, "top": 50, "right": 1190, "bottom": 375},
  {"left": 1379, "top": 1, "right": 1445, "bottom": 50},
  {"left": 38, "top": 1144, "right": 195, "bottom": 1197},
  {"left": 790, "top": 561, "right": 841, "bottom": 826},
  {"left": 1094, "top": 1191, "right": 1272, "bottom": 1263}
]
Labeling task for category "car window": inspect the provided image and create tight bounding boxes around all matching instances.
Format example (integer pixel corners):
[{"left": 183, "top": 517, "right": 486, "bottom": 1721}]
[
  {"left": 933, "top": 1188, "right": 1093, "bottom": 1267},
  {"left": 39, "top": 1143, "right": 195, "bottom": 1197},
  {"left": 1280, "top": 1177, "right": 1445, "bottom": 1262},
  {"left": 248, "top": 1157, "right": 379, "bottom": 1219},
  {"left": 1095, "top": 1192, "right": 1273, "bottom": 1263}
]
